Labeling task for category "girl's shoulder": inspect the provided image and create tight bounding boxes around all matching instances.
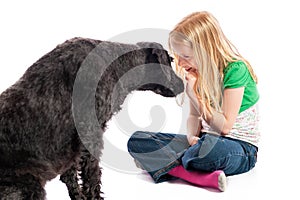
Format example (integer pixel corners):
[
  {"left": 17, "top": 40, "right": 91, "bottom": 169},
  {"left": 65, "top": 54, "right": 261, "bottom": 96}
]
[
  {"left": 223, "top": 60, "right": 247, "bottom": 75},
  {"left": 223, "top": 60, "right": 253, "bottom": 89}
]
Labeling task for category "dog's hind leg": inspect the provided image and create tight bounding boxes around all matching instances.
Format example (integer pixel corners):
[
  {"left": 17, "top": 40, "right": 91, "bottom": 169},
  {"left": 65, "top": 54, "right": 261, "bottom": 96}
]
[
  {"left": 80, "top": 149, "right": 103, "bottom": 200},
  {"left": 0, "top": 173, "right": 46, "bottom": 200},
  {"left": 60, "top": 165, "right": 85, "bottom": 200}
]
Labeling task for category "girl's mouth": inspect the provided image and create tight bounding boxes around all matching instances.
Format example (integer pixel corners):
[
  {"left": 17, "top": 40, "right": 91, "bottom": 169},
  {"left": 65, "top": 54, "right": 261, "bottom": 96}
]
[{"left": 185, "top": 67, "right": 193, "bottom": 72}]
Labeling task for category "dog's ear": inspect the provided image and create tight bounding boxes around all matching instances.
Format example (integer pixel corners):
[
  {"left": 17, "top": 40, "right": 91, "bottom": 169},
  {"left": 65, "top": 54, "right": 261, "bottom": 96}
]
[
  {"left": 136, "top": 42, "right": 167, "bottom": 63},
  {"left": 151, "top": 48, "right": 165, "bottom": 62},
  {"left": 145, "top": 48, "right": 159, "bottom": 63},
  {"left": 151, "top": 49, "right": 173, "bottom": 82},
  {"left": 137, "top": 42, "right": 172, "bottom": 81}
]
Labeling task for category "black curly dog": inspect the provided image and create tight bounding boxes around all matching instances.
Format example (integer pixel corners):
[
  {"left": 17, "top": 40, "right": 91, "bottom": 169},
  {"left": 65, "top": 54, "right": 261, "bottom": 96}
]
[{"left": 0, "top": 37, "right": 184, "bottom": 199}]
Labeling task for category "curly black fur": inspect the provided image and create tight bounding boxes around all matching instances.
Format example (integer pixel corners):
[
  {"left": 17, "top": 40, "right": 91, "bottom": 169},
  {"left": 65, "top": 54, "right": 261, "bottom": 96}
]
[{"left": 0, "top": 37, "right": 183, "bottom": 199}]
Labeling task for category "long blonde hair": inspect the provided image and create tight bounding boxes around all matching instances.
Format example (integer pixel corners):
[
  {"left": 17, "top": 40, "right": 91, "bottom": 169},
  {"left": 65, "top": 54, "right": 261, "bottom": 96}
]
[{"left": 169, "top": 11, "right": 257, "bottom": 117}]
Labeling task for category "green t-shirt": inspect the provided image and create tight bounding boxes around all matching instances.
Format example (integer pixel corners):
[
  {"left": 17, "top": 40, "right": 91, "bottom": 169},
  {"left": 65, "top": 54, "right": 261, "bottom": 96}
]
[{"left": 223, "top": 61, "right": 259, "bottom": 113}]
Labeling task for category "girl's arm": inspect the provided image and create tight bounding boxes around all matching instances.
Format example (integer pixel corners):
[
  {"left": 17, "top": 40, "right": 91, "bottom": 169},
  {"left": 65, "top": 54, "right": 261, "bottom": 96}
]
[
  {"left": 186, "top": 100, "right": 202, "bottom": 146},
  {"left": 207, "top": 87, "right": 244, "bottom": 135},
  {"left": 184, "top": 69, "right": 244, "bottom": 136},
  {"left": 185, "top": 69, "right": 244, "bottom": 135},
  {"left": 184, "top": 71, "right": 203, "bottom": 146}
]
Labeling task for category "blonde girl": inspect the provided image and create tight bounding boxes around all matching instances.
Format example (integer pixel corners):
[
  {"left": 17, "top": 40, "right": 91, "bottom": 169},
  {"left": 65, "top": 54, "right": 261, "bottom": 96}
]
[{"left": 128, "top": 11, "right": 259, "bottom": 192}]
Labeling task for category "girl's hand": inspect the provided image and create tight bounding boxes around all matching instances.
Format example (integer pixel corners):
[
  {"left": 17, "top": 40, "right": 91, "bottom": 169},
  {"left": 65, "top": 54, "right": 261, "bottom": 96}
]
[
  {"left": 185, "top": 69, "right": 197, "bottom": 83},
  {"left": 187, "top": 135, "right": 199, "bottom": 146},
  {"left": 184, "top": 69, "right": 198, "bottom": 94}
]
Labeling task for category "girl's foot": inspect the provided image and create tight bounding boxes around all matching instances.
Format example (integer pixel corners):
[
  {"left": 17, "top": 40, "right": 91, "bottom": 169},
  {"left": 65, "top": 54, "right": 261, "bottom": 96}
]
[{"left": 168, "top": 165, "right": 227, "bottom": 192}]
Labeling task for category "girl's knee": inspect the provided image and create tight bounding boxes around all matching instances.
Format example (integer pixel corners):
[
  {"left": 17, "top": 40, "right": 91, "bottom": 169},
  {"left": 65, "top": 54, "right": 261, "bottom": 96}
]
[{"left": 127, "top": 131, "right": 151, "bottom": 153}]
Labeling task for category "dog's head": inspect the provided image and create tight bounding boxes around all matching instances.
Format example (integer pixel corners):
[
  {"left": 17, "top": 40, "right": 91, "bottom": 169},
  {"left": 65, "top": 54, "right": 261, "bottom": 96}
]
[{"left": 135, "top": 42, "right": 184, "bottom": 97}]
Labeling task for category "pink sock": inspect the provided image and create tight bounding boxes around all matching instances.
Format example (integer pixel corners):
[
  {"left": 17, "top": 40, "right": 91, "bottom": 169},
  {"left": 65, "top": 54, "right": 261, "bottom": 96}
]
[{"left": 168, "top": 165, "right": 226, "bottom": 191}]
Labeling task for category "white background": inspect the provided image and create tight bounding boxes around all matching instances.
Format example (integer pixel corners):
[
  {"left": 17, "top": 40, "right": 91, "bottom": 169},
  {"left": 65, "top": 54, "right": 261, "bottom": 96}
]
[{"left": 1, "top": 0, "right": 300, "bottom": 199}]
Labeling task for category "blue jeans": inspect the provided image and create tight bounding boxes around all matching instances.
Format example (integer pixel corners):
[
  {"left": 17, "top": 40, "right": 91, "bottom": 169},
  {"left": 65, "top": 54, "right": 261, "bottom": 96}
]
[{"left": 127, "top": 131, "right": 258, "bottom": 183}]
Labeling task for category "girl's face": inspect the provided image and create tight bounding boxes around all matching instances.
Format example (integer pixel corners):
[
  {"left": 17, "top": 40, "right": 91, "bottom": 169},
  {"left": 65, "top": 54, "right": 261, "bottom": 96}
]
[{"left": 171, "top": 42, "right": 198, "bottom": 73}]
